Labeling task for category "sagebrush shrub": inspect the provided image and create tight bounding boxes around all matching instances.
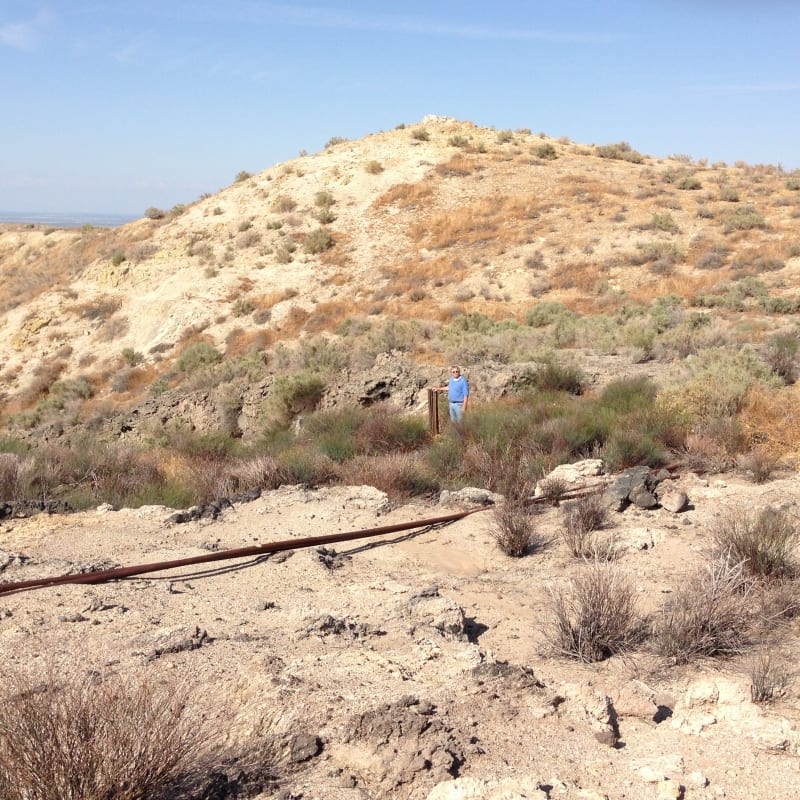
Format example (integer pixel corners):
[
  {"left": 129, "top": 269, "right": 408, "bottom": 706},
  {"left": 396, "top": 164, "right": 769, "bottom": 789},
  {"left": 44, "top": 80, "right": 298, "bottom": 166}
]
[
  {"left": 175, "top": 341, "right": 222, "bottom": 372},
  {"left": 303, "top": 228, "right": 333, "bottom": 254},
  {"left": 764, "top": 332, "right": 799, "bottom": 383},
  {"left": 595, "top": 141, "right": 643, "bottom": 163},
  {"left": 723, "top": 205, "right": 766, "bottom": 232},
  {"left": 535, "top": 142, "right": 557, "bottom": 160}
]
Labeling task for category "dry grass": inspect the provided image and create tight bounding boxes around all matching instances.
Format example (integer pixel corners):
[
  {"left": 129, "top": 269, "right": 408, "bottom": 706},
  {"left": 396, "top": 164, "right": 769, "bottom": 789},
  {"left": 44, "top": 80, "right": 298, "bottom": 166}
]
[
  {"left": 435, "top": 155, "right": 482, "bottom": 177},
  {"left": 738, "top": 384, "right": 800, "bottom": 463},
  {"left": 337, "top": 452, "right": 436, "bottom": 499},
  {"left": 409, "top": 196, "right": 541, "bottom": 251},
  {"left": 749, "top": 650, "right": 793, "bottom": 704},
  {"left": 374, "top": 181, "right": 434, "bottom": 210}
]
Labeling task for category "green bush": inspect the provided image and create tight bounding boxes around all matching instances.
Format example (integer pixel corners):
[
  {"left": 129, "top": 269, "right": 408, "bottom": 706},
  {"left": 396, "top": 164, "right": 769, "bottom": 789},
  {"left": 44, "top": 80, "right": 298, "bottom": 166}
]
[
  {"left": 723, "top": 205, "right": 766, "bottom": 232},
  {"left": 518, "top": 360, "right": 586, "bottom": 395},
  {"left": 596, "top": 141, "right": 643, "bottom": 163},
  {"left": 110, "top": 250, "right": 126, "bottom": 266},
  {"left": 234, "top": 170, "right": 253, "bottom": 183},
  {"left": 649, "top": 212, "right": 678, "bottom": 232},
  {"left": 602, "top": 429, "right": 665, "bottom": 470},
  {"left": 535, "top": 142, "right": 557, "bottom": 160},
  {"left": 448, "top": 135, "right": 469, "bottom": 148},
  {"left": 275, "top": 445, "right": 338, "bottom": 486},
  {"left": 175, "top": 341, "right": 222, "bottom": 372},
  {"left": 303, "top": 228, "right": 333, "bottom": 254},
  {"left": 631, "top": 241, "right": 683, "bottom": 266},
  {"left": 411, "top": 128, "right": 430, "bottom": 141},
  {"left": 144, "top": 206, "right": 165, "bottom": 220},
  {"left": 597, "top": 376, "right": 657, "bottom": 414},
  {"left": 524, "top": 301, "right": 576, "bottom": 328},
  {"left": 364, "top": 160, "right": 383, "bottom": 174},
  {"left": 270, "top": 373, "right": 326, "bottom": 421}
]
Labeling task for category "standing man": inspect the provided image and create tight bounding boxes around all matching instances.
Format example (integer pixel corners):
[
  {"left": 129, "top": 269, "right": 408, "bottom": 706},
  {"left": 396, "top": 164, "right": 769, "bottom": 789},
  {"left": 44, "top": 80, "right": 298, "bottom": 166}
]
[{"left": 436, "top": 365, "right": 469, "bottom": 423}]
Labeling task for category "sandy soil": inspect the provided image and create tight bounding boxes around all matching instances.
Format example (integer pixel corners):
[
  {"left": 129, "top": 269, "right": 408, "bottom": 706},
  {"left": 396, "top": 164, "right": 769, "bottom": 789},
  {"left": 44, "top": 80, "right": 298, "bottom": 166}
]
[{"left": 2, "top": 471, "right": 800, "bottom": 799}]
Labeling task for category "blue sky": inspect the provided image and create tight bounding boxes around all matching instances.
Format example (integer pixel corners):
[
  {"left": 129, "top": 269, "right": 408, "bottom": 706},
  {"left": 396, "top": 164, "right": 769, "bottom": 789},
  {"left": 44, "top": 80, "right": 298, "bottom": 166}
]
[{"left": 1, "top": 1, "right": 799, "bottom": 215}]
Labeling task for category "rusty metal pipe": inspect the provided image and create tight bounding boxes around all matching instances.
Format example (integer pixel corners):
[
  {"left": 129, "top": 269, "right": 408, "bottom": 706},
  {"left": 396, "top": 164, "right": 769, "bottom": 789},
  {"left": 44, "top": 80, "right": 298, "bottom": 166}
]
[
  {"left": 0, "top": 483, "right": 605, "bottom": 596},
  {"left": 0, "top": 507, "right": 487, "bottom": 596}
]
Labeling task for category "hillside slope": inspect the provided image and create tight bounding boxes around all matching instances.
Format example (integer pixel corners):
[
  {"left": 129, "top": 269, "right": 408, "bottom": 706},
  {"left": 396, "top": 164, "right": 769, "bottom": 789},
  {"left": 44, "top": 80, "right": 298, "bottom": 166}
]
[{"left": 1, "top": 116, "right": 799, "bottom": 433}]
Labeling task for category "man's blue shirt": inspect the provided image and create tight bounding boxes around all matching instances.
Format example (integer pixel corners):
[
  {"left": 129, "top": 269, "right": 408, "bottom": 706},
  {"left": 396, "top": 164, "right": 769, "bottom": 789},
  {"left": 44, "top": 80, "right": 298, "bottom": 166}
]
[{"left": 448, "top": 375, "right": 469, "bottom": 403}]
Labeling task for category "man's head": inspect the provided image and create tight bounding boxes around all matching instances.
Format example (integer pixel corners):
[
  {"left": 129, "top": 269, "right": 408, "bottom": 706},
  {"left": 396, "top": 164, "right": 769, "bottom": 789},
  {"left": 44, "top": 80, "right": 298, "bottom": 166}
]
[{"left": 450, "top": 365, "right": 460, "bottom": 377}]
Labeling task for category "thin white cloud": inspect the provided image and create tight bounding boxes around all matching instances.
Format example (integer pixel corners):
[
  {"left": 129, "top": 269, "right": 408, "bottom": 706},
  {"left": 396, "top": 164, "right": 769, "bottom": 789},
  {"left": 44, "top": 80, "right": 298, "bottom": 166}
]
[
  {"left": 182, "top": 1, "right": 614, "bottom": 45},
  {"left": 691, "top": 81, "right": 800, "bottom": 96},
  {"left": 269, "top": 4, "right": 613, "bottom": 43},
  {"left": 0, "top": 10, "right": 53, "bottom": 51}
]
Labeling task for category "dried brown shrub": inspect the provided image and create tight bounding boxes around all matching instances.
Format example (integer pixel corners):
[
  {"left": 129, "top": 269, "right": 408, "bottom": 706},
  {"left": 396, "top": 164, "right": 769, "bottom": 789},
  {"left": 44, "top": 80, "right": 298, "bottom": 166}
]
[
  {"left": 435, "top": 155, "right": 481, "bottom": 177},
  {"left": 560, "top": 492, "right": 611, "bottom": 558},
  {"left": 0, "top": 668, "right": 211, "bottom": 800},
  {"left": 337, "top": 452, "right": 437, "bottom": 499},
  {"left": 548, "top": 561, "right": 647, "bottom": 662},
  {"left": 711, "top": 506, "right": 799, "bottom": 579},
  {"left": 749, "top": 650, "right": 793, "bottom": 704},
  {"left": 654, "top": 555, "right": 754, "bottom": 663}
]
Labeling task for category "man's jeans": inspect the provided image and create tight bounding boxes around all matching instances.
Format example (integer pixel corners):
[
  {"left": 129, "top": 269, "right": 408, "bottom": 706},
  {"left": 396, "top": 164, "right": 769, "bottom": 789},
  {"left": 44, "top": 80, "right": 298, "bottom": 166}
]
[{"left": 449, "top": 402, "right": 464, "bottom": 423}]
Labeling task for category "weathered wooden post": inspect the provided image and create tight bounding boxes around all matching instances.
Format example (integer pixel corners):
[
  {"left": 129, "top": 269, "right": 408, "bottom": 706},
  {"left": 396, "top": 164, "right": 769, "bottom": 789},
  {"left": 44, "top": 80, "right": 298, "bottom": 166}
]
[{"left": 427, "top": 387, "right": 440, "bottom": 436}]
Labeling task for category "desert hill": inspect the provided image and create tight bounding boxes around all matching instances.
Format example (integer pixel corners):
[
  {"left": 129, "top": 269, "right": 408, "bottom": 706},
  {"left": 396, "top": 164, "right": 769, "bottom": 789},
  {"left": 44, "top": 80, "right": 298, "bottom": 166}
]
[{"left": 2, "top": 115, "right": 800, "bottom": 439}]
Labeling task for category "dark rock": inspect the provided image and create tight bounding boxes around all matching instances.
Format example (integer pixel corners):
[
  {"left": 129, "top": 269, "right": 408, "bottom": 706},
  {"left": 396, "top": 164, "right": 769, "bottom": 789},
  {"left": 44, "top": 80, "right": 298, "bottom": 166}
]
[
  {"left": 410, "top": 585, "right": 440, "bottom": 603},
  {"left": 604, "top": 467, "right": 663, "bottom": 512},
  {"left": 630, "top": 485, "right": 658, "bottom": 509},
  {"left": 345, "top": 695, "right": 466, "bottom": 791},
  {"left": 315, "top": 547, "right": 350, "bottom": 570},
  {"left": 301, "top": 613, "right": 380, "bottom": 639},
  {"left": 289, "top": 733, "right": 322, "bottom": 763}
]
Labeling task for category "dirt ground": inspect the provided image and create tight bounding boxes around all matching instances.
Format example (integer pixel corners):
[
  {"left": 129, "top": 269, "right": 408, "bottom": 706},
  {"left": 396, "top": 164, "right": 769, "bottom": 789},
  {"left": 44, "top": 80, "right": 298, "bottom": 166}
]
[{"left": 2, "top": 471, "right": 800, "bottom": 800}]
